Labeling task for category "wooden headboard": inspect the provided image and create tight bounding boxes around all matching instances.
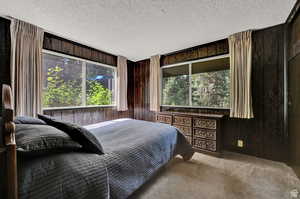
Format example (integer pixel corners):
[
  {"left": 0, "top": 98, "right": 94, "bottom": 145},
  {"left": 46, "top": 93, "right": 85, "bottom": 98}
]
[{"left": 1, "top": 84, "right": 18, "bottom": 199}]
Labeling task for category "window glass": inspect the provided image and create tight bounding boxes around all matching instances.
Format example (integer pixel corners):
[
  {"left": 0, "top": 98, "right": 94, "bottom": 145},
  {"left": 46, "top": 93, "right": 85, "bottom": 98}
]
[
  {"left": 42, "top": 52, "right": 116, "bottom": 108},
  {"left": 162, "top": 64, "right": 190, "bottom": 106},
  {"left": 192, "top": 57, "right": 230, "bottom": 108},
  {"left": 43, "top": 53, "right": 83, "bottom": 108},
  {"left": 161, "top": 56, "right": 230, "bottom": 108},
  {"left": 86, "top": 63, "right": 115, "bottom": 106}
]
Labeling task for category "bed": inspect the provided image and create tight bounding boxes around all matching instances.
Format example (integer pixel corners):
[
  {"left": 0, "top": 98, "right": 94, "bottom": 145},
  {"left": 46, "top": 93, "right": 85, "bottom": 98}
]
[{"left": 1, "top": 85, "right": 194, "bottom": 199}]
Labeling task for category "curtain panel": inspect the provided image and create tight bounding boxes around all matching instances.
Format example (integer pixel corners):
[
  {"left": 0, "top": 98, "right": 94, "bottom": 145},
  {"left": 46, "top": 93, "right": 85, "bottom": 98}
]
[
  {"left": 228, "top": 30, "right": 254, "bottom": 119},
  {"left": 10, "top": 19, "right": 44, "bottom": 117},
  {"left": 116, "top": 56, "right": 128, "bottom": 111},
  {"left": 149, "top": 55, "right": 161, "bottom": 112}
]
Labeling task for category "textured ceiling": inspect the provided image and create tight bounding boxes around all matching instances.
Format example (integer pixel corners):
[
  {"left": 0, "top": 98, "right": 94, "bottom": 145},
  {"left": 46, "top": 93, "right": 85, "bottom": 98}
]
[{"left": 0, "top": 0, "right": 296, "bottom": 61}]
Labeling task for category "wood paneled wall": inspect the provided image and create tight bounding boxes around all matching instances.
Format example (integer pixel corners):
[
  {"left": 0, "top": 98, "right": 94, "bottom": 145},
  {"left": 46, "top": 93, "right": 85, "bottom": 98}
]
[
  {"left": 133, "top": 59, "right": 156, "bottom": 122},
  {"left": 0, "top": 16, "right": 10, "bottom": 199},
  {"left": 225, "top": 24, "right": 286, "bottom": 161},
  {"left": 287, "top": 0, "right": 300, "bottom": 166},
  {"left": 44, "top": 106, "right": 133, "bottom": 126},
  {"left": 134, "top": 24, "right": 287, "bottom": 162},
  {"left": 43, "top": 33, "right": 117, "bottom": 66},
  {"left": 161, "top": 39, "right": 229, "bottom": 65},
  {"left": 0, "top": 18, "right": 11, "bottom": 116}
]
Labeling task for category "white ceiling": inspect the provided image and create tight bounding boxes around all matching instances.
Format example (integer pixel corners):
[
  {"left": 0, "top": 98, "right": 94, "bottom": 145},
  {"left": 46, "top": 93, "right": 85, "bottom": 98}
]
[{"left": 0, "top": 0, "right": 296, "bottom": 61}]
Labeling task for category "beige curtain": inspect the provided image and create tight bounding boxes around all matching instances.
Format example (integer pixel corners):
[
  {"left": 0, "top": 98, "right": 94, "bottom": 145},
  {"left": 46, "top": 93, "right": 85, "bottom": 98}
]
[
  {"left": 10, "top": 19, "right": 44, "bottom": 117},
  {"left": 229, "top": 30, "right": 254, "bottom": 119},
  {"left": 116, "top": 56, "right": 128, "bottom": 111},
  {"left": 149, "top": 55, "right": 161, "bottom": 112}
]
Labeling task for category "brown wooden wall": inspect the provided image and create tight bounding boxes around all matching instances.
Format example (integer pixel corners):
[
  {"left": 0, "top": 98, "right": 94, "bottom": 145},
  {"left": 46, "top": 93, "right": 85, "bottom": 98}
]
[
  {"left": 0, "top": 18, "right": 11, "bottom": 116},
  {"left": 134, "top": 24, "right": 287, "bottom": 162},
  {"left": 43, "top": 33, "right": 117, "bottom": 66},
  {"left": 133, "top": 59, "right": 156, "bottom": 122},
  {"left": 0, "top": 16, "right": 10, "bottom": 199},
  {"left": 287, "top": 0, "right": 300, "bottom": 166},
  {"left": 161, "top": 39, "right": 229, "bottom": 65},
  {"left": 43, "top": 106, "right": 134, "bottom": 126}
]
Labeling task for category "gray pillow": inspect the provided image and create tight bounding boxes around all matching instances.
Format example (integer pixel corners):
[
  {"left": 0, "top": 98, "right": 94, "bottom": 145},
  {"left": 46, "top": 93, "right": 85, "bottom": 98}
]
[
  {"left": 16, "top": 124, "right": 82, "bottom": 155},
  {"left": 38, "top": 114, "right": 104, "bottom": 155}
]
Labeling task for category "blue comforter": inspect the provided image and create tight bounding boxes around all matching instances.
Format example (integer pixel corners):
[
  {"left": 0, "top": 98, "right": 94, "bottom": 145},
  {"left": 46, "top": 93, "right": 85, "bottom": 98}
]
[{"left": 18, "top": 119, "right": 193, "bottom": 199}]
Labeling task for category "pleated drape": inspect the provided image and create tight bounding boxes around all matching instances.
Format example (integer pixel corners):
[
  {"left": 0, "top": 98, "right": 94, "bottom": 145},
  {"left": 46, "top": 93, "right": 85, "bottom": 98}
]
[
  {"left": 149, "top": 55, "right": 161, "bottom": 112},
  {"left": 116, "top": 56, "right": 128, "bottom": 111},
  {"left": 10, "top": 19, "right": 44, "bottom": 117},
  {"left": 228, "top": 30, "right": 254, "bottom": 119}
]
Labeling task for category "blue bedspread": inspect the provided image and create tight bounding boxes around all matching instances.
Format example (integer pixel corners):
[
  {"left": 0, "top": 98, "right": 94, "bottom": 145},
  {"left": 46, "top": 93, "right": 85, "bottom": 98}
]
[
  {"left": 18, "top": 119, "right": 193, "bottom": 199},
  {"left": 87, "top": 119, "right": 193, "bottom": 199}
]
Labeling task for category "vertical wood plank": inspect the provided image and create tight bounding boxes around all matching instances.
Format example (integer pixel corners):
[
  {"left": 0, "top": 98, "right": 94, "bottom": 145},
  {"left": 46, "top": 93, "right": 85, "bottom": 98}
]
[
  {"left": 61, "top": 110, "right": 74, "bottom": 123},
  {"left": 43, "top": 33, "right": 117, "bottom": 66}
]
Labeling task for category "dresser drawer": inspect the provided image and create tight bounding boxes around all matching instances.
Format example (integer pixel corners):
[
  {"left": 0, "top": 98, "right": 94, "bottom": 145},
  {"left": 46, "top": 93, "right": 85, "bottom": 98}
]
[
  {"left": 174, "top": 125, "right": 192, "bottom": 136},
  {"left": 206, "top": 140, "right": 217, "bottom": 151},
  {"left": 193, "top": 118, "right": 217, "bottom": 129},
  {"left": 193, "top": 138, "right": 206, "bottom": 150},
  {"left": 173, "top": 116, "right": 192, "bottom": 127},
  {"left": 156, "top": 114, "right": 172, "bottom": 124},
  {"left": 193, "top": 139, "right": 217, "bottom": 152},
  {"left": 193, "top": 128, "right": 216, "bottom": 140}
]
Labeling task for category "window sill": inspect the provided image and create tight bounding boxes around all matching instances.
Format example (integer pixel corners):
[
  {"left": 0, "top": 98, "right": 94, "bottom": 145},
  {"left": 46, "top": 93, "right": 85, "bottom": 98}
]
[
  {"left": 43, "top": 105, "right": 116, "bottom": 111},
  {"left": 161, "top": 105, "right": 230, "bottom": 110}
]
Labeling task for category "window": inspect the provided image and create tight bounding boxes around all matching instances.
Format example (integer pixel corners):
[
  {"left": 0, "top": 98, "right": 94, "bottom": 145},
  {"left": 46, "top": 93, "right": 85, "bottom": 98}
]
[
  {"left": 42, "top": 51, "right": 116, "bottom": 109},
  {"left": 86, "top": 63, "right": 115, "bottom": 106},
  {"left": 162, "top": 64, "right": 190, "bottom": 106},
  {"left": 161, "top": 55, "right": 230, "bottom": 108}
]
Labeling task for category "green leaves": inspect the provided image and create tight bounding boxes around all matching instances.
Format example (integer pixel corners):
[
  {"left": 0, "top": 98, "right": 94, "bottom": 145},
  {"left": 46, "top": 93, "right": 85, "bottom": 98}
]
[
  {"left": 86, "top": 80, "right": 112, "bottom": 105},
  {"left": 162, "top": 70, "right": 230, "bottom": 108},
  {"left": 43, "top": 66, "right": 112, "bottom": 108},
  {"left": 162, "top": 75, "right": 189, "bottom": 106},
  {"left": 191, "top": 70, "right": 230, "bottom": 108}
]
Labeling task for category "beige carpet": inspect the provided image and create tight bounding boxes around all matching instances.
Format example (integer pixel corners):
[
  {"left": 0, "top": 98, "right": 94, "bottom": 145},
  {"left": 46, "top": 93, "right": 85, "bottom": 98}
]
[
  {"left": 131, "top": 152, "right": 300, "bottom": 199},
  {"left": 292, "top": 166, "right": 300, "bottom": 179}
]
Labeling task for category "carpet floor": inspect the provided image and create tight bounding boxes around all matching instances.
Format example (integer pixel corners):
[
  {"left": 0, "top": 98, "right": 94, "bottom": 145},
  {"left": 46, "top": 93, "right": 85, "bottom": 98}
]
[{"left": 131, "top": 152, "right": 300, "bottom": 199}]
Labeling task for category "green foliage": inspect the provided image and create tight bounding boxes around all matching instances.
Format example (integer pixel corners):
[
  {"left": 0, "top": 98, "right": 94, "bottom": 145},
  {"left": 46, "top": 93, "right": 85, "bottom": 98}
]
[
  {"left": 192, "top": 70, "right": 230, "bottom": 108},
  {"left": 162, "top": 75, "right": 189, "bottom": 106},
  {"left": 162, "top": 70, "right": 230, "bottom": 108},
  {"left": 86, "top": 80, "right": 112, "bottom": 105},
  {"left": 43, "top": 66, "right": 82, "bottom": 107},
  {"left": 43, "top": 66, "right": 112, "bottom": 108}
]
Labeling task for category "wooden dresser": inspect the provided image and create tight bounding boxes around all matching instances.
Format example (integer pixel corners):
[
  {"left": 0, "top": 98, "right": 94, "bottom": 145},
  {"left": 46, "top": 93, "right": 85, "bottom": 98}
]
[{"left": 156, "top": 112, "right": 224, "bottom": 156}]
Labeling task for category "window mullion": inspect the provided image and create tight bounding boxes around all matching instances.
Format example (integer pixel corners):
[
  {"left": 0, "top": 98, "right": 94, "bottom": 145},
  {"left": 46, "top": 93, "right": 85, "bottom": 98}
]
[
  {"left": 189, "top": 63, "right": 192, "bottom": 106},
  {"left": 82, "top": 62, "right": 87, "bottom": 106}
]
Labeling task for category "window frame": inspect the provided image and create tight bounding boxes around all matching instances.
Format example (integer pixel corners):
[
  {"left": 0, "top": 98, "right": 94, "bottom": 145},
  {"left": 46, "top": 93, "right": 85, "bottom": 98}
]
[
  {"left": 160, "top": 54, "right": 230, "bottom": 109},
  {"left": 42, "top": 49, "right": 117, "bottom": 111}
]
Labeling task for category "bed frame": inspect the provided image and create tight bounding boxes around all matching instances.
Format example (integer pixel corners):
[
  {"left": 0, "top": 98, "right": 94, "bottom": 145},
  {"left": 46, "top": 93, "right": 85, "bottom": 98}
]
[{"left": 1, "top": 84, "right": 18, "bottom": 199}]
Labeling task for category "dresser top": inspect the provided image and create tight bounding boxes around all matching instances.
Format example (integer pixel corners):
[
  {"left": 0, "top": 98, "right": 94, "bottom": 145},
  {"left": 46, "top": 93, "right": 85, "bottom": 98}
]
[{"left": 157, "top": 111, "right": 224, "bottom": 118}]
